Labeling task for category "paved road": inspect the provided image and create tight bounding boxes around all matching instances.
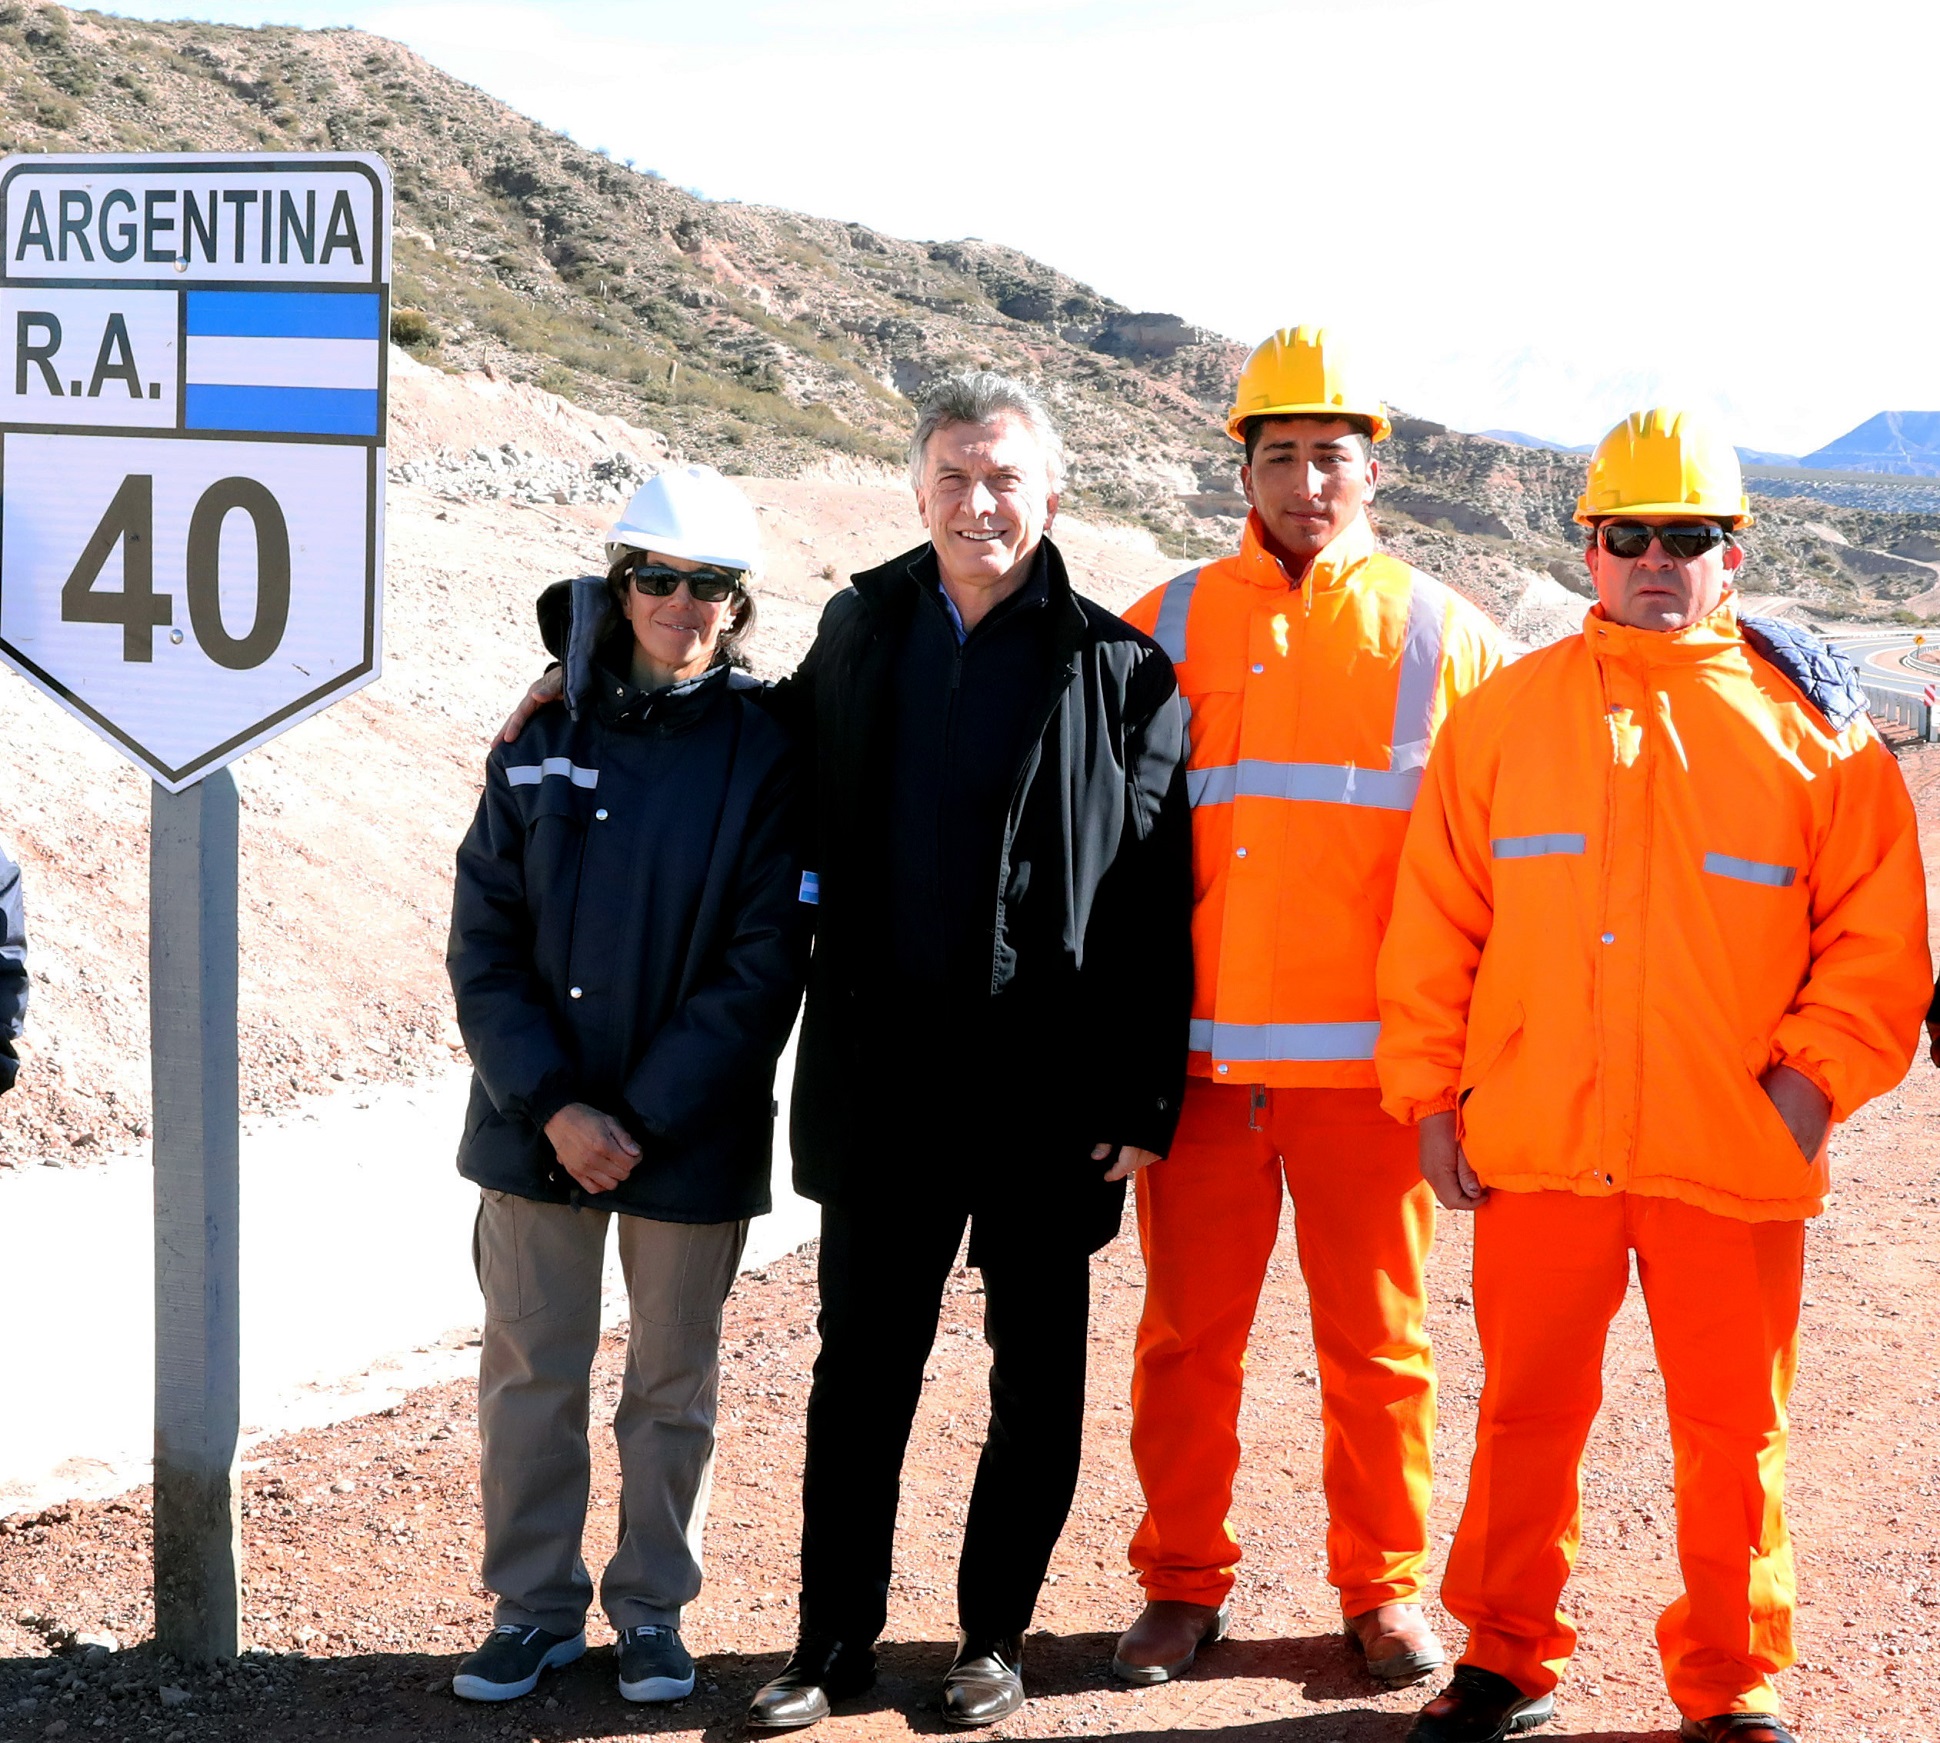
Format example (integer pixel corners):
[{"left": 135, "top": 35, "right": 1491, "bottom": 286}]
[{"left": 1829, "top": 628, "right": 1939, "bottom": 698}]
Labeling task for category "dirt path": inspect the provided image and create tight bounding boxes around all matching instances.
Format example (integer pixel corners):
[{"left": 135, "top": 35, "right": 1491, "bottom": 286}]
[{"left": 3, "top": 738, "right": 1938, "bottom": 1743}]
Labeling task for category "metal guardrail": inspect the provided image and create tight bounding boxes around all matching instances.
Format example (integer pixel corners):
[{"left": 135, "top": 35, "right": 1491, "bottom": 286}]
[{"left": 1861, "top": 682, "right": 1938, "bottom": 741}]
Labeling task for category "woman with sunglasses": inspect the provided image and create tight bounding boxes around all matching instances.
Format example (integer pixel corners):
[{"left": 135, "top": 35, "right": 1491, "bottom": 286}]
[{"left": 447, "top": 465, "right": 809, "bottom": 1710}]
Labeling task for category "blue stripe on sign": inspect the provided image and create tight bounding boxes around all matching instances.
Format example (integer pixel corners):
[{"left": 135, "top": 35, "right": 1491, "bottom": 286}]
[
  {"left": 1492, "top": 833, "right": 1587, "bottom": 859},
  {"left": 184, "top": 384, "right": 379, "bottom": 437},
  {"left": 185, "top": 291, "right": 382, "bottom": 340}
]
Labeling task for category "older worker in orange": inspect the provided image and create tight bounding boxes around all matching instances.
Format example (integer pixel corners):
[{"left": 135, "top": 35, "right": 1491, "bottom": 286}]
[
  {"left": 1376, "top": 410, "right": 1931, "bottom": 1743},
  {"left": 1114, "top": 327, "right": 1502, "bottom": 1688}
]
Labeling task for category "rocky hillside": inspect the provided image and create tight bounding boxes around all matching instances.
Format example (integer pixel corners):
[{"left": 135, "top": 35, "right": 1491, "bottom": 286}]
[{"left": 0, "top": 5, "right": 1936, "bottom": 620}]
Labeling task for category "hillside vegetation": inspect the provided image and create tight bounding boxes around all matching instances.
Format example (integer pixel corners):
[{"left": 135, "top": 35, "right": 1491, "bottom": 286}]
[{"left": 0, "top": 4, "right": 1935, "bottom": 619}]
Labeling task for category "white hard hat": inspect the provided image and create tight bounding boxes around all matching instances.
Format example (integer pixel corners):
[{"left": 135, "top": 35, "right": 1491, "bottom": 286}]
[{"left": 605, "top": 464, "right": 763, "bottom": 575}]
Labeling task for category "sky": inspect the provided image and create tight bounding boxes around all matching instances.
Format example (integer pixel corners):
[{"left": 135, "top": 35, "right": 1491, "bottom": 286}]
[{"left": 101, "top": 0, "right": 1940, "bottom": 455}]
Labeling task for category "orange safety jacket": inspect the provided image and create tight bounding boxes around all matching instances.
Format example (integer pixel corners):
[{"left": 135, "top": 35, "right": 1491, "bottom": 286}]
[
  {"left": 1123, "top": 511, "right": 1503, "bottom": 1088},
  {"left": 1374, "top": 599, "right": 1932, "bottom": 1222}
]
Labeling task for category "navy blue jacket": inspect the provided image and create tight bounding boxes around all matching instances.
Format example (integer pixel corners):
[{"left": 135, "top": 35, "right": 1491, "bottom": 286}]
[
  {"left": 0, "top": 839, "right": 24, "bottom": 1096},
  {"left": 447, "top": 620, "right": 809, "bottom": 1223}
]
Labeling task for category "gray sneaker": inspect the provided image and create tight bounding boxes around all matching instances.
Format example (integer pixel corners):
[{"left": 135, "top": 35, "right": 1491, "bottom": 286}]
[
  {"left": 452, "top": 1624, "right": 586, "bottom": 1702},
  {"left": 617, "top": 1625, "right": 696, "bottom": 1703}
]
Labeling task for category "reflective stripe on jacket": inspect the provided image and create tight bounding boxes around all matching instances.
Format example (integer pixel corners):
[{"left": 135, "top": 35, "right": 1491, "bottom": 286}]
[
  {"left": 1374, "top": 599, "right": 1932, "bottom": 1222},
  {"left": 1123, "top": 511, "right": 1503, "bottom": 1088}
]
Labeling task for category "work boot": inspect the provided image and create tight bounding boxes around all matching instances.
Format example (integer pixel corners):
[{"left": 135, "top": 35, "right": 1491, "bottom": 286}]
[
  {"left": 615, "top": 1625, "right": 695, "bottom": 1703},
  {"left": 1343, "top": 1601, "right": 1447, "bottom": 1687},
  {"left": 1406, "top": 1665, "right": 1555, "bottom": 1743},
  {"left": 451, "top": 1624, "right": 586, "bottom": 1702},
  {"left": 1110, "top": 1599, "right": 1231, "bottom": 1684},
  {"left": 1678, "top": 1718, "right": 1798, "bottom": 1743},
  {"left": 746, "top": 1635, "right": 877, "bottom": 1731},
  {"left": 940, "top": 1633, "right": 1025, "bottom": 1727}
]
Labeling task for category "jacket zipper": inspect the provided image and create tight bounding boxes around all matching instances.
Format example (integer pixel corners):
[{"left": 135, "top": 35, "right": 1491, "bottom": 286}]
[{"left": 987, "top": 655, "right": 1082, "bottom": 994}]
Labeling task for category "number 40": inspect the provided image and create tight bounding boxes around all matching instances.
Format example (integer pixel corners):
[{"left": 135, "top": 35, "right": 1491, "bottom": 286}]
[{"left": 62, "top": 473, "right": 292, "bottom": 670}]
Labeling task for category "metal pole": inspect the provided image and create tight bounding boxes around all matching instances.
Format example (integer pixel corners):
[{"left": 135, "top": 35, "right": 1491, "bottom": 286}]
[{"left": 150, "top": 771, "right": 242, "bottom": 1663}]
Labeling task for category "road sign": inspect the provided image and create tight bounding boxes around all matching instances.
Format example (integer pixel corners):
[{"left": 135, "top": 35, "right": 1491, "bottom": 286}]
[
  {"left": 0, "top": 153, "right": 389, "bottom": 1665},
  {"left": 0, "top": 153, "right": 388, "bottom": 790}
]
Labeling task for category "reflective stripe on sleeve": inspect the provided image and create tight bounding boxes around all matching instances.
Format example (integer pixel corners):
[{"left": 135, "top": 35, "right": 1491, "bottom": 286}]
[
  {"left": 1188, "top": 760, "right": 1421, "bottom": 812},
  {"left": 1389, "top": 579, "right": 1447, "bottom": 774},
  {"left": 1188, "top": 1017, "right": 1381, "bottom": 1062},
  {"left": 504, "top": 758, "right": 599, "bottom": 789},
  {"left": 1151, "top": 567, "right": 1201, "bottom": 665},
  {"left": 1492, "top": 833, "right": 1587, "bottom": 859},
  {"left": 1703, "top": 852, "right": 1797, "bottom": 888}
]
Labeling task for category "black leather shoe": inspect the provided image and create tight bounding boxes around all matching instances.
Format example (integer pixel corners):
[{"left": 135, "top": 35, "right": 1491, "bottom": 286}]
[
  {"left": 746, "top": 1636, "right": 877, "bottom": 1731},
  {"left": 1407, "top": 1665, "right": 1555, "bottom": 1743},
  {"left": 1679, "top": 1717, "right": 1798, "bottom": 1743},
  {"left": 940, "top": 1634, "right": 1025, "bottom": 1728}
]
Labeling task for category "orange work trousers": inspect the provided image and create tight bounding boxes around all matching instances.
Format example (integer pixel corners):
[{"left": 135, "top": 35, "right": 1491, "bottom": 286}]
[
  {"left": 1445, "top": 1188, "right": 1803, "bottom": 1720},
  {"left": 1129, "top": 1082, "right": 1437, "bottom": 1613}
]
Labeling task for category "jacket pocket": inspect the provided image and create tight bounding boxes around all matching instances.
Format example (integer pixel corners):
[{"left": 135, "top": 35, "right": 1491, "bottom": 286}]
[
  {"left": 1456, "top": 1002, "right": 1524, "bottom": 1147},
  {"left": 1742, "top": 1063, "right": 1829, "bottom": 1194}
]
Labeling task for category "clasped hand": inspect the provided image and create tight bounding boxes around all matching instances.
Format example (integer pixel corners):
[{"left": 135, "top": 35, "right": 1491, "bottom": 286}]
[{"left": 544, "top": 1102, "right": 641, "bottom": 1195}]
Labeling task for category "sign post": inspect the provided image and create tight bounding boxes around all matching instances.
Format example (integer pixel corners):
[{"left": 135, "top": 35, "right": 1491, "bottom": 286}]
[
  {"left": 0, "top": 152, "right": 389, "bottom": 1662},
  {"left": 150, "top": 770, "right": 242, "bottom": 1659}
]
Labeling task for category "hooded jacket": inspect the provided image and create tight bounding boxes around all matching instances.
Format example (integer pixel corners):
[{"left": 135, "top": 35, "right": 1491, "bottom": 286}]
[
  {"left": 447, "top": 589, "right": 809, "bottom": 1222},
  {"left": 1374, "top": 599, "right": 1930, "bottom": 1222}
]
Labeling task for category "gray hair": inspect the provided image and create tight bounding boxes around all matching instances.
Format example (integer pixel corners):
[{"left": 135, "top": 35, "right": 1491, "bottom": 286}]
[{"left": 907, "top": 370, "right": 1067, "bottom": 495}]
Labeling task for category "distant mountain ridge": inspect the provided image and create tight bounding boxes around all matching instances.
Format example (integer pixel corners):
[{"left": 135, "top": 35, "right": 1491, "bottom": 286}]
[
  {"left": 1802, "top": 411, "right": 1940, "bottom": 477},
  {"left": 1478, "top": 429, "right": 1593, "bottom": 454}
]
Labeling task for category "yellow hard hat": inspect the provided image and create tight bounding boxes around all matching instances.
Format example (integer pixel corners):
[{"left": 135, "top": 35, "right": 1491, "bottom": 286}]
[
  {"left": 1574, "top": 407, "right": 1753, "bottom": 528},
  {"left": 1225, "top": 324, "right": 1391, "bottom": 444}
]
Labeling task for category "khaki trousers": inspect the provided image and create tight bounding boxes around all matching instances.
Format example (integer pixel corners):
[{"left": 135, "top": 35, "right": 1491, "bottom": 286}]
[{"left": 473, "top": 1190, "right": 748, "bottom": 1633}]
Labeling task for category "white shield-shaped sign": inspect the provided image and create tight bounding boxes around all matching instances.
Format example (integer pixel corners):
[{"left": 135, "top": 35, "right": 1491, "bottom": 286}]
[{"left": 0, "top": 152, "right": 388, "bottom": 790}]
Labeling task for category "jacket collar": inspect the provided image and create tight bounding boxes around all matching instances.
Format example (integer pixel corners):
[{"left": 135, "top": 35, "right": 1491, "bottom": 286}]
[
  {"left": 1582, "top": 591, "right": 1744, "bottom": 667},
  {"left": 1234, "top": 510, "right": 1376, "bottom": 593},
  {"left": 851, "top": 535, "right": 1086, "bottom": 662},
  {"left": 593, "top": 650, "right": 731, "bottom": 730}
]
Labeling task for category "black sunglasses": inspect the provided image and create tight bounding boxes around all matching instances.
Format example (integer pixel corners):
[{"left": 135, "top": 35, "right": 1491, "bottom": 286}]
[
  {"left": 628, "top": 561, "right": 745, "bottom": 603},
  {"left": 1595, "top": 521, "right": 1732, "bottom": 561}
]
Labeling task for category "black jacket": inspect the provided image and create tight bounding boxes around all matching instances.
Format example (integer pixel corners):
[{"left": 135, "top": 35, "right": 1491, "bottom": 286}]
[
  {"left": 769, "top": 538, "right": 1193, "bottom": 1244},
  {"left": 0, "top": 839, "right": 24, "bottom": 1096},
  {"left": 447, "top": 606, "right": 809, "bottom": 1222}
]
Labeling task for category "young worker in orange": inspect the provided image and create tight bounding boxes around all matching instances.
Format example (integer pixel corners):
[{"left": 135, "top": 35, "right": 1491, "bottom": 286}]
[
  {"left": 1376, "top": 410, "right": 1932, "bottom": 1743},
  {"left": 1114, "top": 327, "right": 1503, "bottom": 1687}
]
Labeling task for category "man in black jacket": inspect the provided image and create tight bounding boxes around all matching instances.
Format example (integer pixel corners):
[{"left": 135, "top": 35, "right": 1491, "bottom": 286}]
[
  {"left": 501, "top": 373, "right": 1193, "bottom": 1726},
  {"left": 0, "top": 838, "right": 25, "bottom": 1097},
  {"left": 754, "top": 373, "right": 1192, "bottom": 1728}
]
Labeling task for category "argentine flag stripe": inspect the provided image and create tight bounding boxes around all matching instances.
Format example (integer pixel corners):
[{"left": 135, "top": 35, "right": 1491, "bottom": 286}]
[
  {"left": 185, "top": 291, "right": 381, "bottom": 340},
  {"left": 182, "top": 290, "right": 382, "bottom": 437},
  {"left": 187, "top": 336, "right": 382, "bottom": 390},
  {"left": 184, "top": 384, "right": 379, "bottom": 437}
]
